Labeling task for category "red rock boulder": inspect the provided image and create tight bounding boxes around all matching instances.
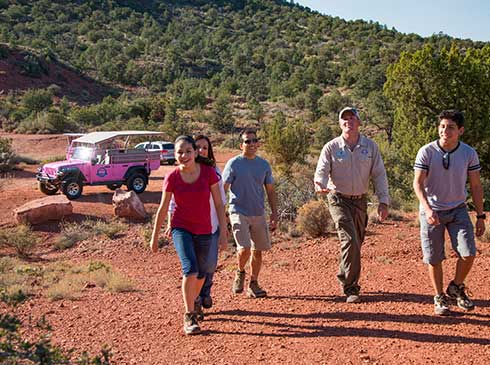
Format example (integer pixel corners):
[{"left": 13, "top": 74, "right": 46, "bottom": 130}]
[
  {"left": 13, "top": 195, "right": 73, "bottom": 224},
  {"left": 112, "top": 189, "right": 147, "bottom": 220}
]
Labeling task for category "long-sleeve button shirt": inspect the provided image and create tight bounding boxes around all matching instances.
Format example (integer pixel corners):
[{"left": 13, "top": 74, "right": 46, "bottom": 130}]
[{"left": 314, "top": 135, "right": 390, "bottom": 205}]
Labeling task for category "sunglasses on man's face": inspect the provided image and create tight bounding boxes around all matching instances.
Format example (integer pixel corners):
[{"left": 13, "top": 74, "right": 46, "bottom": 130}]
[
  {"left": 442, "top": 152, "right": 450, "bottom": 169},
  {"left": 243, "top": 138, "right": 259, "bottom": 145}
]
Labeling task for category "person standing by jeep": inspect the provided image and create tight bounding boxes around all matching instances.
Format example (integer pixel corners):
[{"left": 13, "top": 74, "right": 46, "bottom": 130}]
[
  {"left": 413, "top": 110, "right": 486, "bottom": 316},
  {"left": 314, "top": 107, "right": 389, "bottom": 303},
  {"left": 223, "top": 128, "right": 278, "bottom": 298}
]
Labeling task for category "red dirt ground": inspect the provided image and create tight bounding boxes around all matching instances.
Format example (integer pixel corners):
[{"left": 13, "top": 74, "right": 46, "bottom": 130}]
[{"left": 1, "top": 134, "right": 489, "bottom": 364}]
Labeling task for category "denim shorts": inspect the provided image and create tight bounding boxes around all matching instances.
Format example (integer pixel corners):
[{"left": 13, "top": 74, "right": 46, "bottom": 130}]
[
  {"left": 419, "top": 205, "right": 476, "bottom": 264},
  {"left": 172, "top": 227, "right": 214, "bottom": 278}
]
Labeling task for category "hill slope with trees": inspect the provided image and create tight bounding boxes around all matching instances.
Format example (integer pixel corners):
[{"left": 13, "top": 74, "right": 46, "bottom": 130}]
[{"left": 1, "top": 0, "right": 490, "bottom": 202}]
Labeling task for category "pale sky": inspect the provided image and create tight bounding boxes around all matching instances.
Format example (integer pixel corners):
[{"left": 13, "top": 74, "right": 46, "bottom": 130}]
[{"left": 296, "top": 0, "right": 490, "bottom": 42}]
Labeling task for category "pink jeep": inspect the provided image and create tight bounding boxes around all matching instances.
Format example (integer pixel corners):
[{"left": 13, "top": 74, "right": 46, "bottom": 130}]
[{"left": 36, "top": 131, "right": 164, "bottom": 200}]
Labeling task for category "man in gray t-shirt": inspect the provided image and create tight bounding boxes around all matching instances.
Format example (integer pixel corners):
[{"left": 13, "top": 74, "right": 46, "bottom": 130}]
[
  {"left": 413, "top": 110, "right": 486, "bottom": 316},
  {"left": 223, "top": 129, "right": 278, "bottom": 298}
]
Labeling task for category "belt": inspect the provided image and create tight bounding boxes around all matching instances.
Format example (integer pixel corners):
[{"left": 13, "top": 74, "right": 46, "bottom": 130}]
[{"left": 333, "top": 191, "right": 365, "bottom": 200}]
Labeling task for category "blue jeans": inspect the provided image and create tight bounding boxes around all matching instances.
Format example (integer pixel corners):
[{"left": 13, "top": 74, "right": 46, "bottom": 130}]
[
  {"left": 200, "top": 228, "right": 219, "bottom": 299},
  {"left": 172, "top": 228, "right": 214, "bottom": 279}
]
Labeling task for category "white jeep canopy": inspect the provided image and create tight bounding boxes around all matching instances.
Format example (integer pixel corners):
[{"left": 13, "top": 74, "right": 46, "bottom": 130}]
[{"left": 73, "top": 131, "right": 164, "bottom": 145}]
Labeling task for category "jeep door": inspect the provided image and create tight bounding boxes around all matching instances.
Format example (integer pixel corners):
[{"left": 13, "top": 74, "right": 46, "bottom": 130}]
[{"left": 89, "top": 149, "right": 116, "bottom": 183}]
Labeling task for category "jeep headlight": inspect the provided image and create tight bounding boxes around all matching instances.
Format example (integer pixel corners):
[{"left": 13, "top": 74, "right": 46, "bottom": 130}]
[{"left": 57, "top": 170, "right": 65, "bottom": 177}]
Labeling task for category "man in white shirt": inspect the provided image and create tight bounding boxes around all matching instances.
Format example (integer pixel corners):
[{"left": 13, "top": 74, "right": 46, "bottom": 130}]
[{"left": 314, "top": 107, "right": 389, "bottom": 303}]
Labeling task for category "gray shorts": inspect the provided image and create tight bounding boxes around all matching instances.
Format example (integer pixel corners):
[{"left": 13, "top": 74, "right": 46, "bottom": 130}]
[
  {"left": 229, "top": 213, "right": 272, "bottom": 251},
  {"left": 419, "top": 205, "right": 476, "bottom": 264}
]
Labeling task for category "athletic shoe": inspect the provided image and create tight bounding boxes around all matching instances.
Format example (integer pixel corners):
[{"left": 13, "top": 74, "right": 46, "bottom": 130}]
[
  {"left": 434, "top": 293, "right": 450, "bottom": 316},
  {"left": 345, "top": 287, "right": 361, "bottom": 303},
  {"left": 183, "top": 312, "right": 201, "bottom": 335},
  {"left": 446, "top": 281, "right": 475, "bottom": 311}
]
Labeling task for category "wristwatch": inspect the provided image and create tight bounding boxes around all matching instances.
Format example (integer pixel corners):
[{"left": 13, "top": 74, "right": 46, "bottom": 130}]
[{"left": 476, "top": 213, "right": 486, "bottom": 220}]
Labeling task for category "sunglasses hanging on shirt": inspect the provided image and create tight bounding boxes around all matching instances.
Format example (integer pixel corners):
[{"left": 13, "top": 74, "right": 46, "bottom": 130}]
[{"left": 442, "top": 152, "right": 450, "bottom": 169}]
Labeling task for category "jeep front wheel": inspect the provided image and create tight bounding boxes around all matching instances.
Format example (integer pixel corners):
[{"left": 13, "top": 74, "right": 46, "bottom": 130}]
[
  {"left": 127, "top": 173, "right": 147, "bottom": 194},
  {"left": 62, "top": 179, "right": 83, "bottom": 200},
  {"left": 38, "top": 181, "right": 59, "bottom": 195}
]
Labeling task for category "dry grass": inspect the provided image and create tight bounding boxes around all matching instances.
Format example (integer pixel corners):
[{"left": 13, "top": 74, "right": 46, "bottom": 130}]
[
  {"left": 56, "top": 219, "right": 129, "bottom": 250},
  {"left": 296, "top": 199, "right": 332, "bottom": 238},
  {"left": 0, "top": 258, "right": 37, "bottom": 304},
  {"left": 0, "top": 224, "right": 40, "bottom": 258},
  {"left": 140, "top": 222, "right": 169, "bottom": 248},
  {"left": 46, "top": 275, "right": 84, "bottom": 301},
  {"left": 41, "top": 155, "right": 66, "bottom": 164},
  {"left": 101, "top": 271, "right": 135, "bottom": 293},
  {"left": 1, "top": 258, "right": 136, "bottom": 301},
  {"left": 56, "top": 221, "right": 92, "bottom": 249},
  {"left": 92, "top": 219, "right": 128, "bottom": 239}
]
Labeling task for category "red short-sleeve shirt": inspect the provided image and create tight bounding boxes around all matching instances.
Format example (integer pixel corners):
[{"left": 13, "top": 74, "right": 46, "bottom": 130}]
[{"left": 163, "top": 163, "right": 219, "bottom": 235}]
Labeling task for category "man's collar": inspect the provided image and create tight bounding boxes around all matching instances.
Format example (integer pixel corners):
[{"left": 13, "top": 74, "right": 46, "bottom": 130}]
[
  {"left": 339, "top": 134, "right": 367, "bottom": 148},
  {"left": 436, "top": 140, "right": 460, "bottom": 154}
]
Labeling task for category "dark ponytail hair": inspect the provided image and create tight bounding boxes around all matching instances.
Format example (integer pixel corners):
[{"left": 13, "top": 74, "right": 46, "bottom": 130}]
[
  {"left": 194, "top": 134, "right": 216, "bottom": 166},
  {"left": 174, "top": 135, "right": 215, "bottom": 167}
]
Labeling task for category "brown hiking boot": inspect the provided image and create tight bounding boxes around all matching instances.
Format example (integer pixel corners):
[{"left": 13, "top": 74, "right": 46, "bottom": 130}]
[
  {"left": 183, "top": 312, "right": 201, "bottom": 335},
  {"left": 247, "top": 280, "right": 267, "bottom": 298},
  {"left": 232, "top": 270, "right": 246, "bottom": 293}
]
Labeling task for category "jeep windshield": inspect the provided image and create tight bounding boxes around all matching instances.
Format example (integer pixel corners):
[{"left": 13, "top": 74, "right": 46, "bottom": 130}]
[{"left": 71, "top": 147, "right": 93, "bottom": 161}]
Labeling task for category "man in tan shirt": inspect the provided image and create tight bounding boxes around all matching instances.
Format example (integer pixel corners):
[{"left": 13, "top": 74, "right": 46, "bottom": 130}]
[{"left": 314, "top": 107, "right": 389, "bottom": 303}]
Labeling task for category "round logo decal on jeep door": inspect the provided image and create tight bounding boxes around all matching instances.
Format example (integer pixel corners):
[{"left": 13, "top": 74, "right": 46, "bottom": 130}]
[{"left": 96, "top": 167, "right": 108, "bottom": 177}]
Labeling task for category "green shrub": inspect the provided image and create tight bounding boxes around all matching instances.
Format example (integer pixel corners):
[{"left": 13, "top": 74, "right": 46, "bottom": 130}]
[
  {"left": 310, "top": 116, "right": 334, "bottom": 154},
  {"left": 0, "top": 224, "right": 39, "bottom": 258},
  {"left": 0, "top": 137, "right": 15, "bottom": 172},
  {"left": 0, "top": 311, "right": 112, "bottom": 363},
  {"left": 209, "top": 93, "right": 235, "bottom": 133},
  {"left": 21, "top": 88, "right": 53, "bottom": 113},
  {"left": 0, "top": 44, "right": 8, "bottom": 59},
  {"left": 17, "top": 53, "right": 49, "bottom": 77},
  {"left": 296, "top": 199, "right": 332, "bottom": 238},
  {"left": 261, "top": 113, "right": 310, "bottom": 175},
  {"left": 12, "top": 155, "right": 39, "bottom": 165},
  {"left": 220, "top": 136, "right": 240, "bottom": 149}
]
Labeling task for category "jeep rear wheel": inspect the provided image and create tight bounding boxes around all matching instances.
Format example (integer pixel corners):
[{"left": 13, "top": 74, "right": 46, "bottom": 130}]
[
  {"left": 106, "top": 183, "right": 123, "bottom": 191},
  {"left": 127, "top": 173, "right": 147, "bottom": 194},
  {"left": 167, "top": 159, "right": 176, "bottom": 165},
  {"left": 62, "top": 179, "right": 83, "bottom": 200},
  {"left": 38, "top": 181, "right": 59, "bottom": 195}
]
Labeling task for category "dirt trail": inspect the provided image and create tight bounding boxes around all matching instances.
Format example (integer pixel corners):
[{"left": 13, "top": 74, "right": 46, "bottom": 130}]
[{"left": 1, "top": 134, "right": 489, "bottom": 364}]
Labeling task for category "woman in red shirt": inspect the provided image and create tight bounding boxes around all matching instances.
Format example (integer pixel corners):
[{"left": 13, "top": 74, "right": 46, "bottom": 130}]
[{"left": 150, "top": 135, "right": 227, "bottom": 335}]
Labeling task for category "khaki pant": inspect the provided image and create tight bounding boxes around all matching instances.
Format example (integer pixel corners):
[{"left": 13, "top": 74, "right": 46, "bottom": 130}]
[
  {"left": 229, "top": 213, "right": 272, "bottom": 251},
  {"left": 327, "top": 193, "right": 368, "bottom": 294}
]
